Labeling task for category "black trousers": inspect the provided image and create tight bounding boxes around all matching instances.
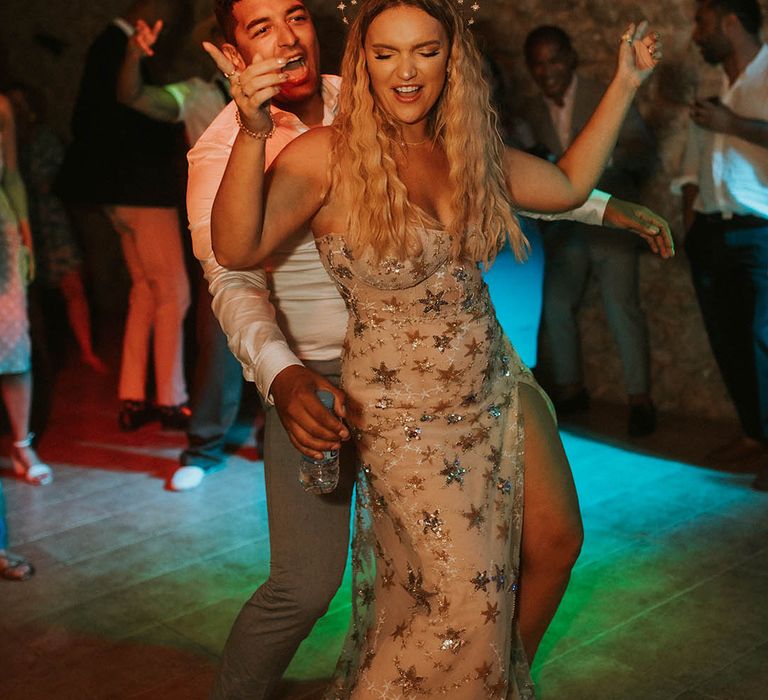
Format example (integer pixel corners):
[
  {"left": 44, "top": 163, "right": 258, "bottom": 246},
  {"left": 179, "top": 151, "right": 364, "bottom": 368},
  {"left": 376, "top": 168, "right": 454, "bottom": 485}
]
[{"left": 685, "top": 213, "right": 768, "bottom": 442}]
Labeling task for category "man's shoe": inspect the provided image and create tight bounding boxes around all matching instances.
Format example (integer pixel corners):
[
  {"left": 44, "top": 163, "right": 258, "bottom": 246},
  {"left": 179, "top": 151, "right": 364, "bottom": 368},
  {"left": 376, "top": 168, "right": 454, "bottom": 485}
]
[
  {"left": 753, "top": 465, "right": 768, "bottom": 492},
  {"left": 553, "top": 389, "right": 590, "bottom": 416},
  {"left": 119, "top": 400, "right": 157, "bottom": 431},
  {"left": 159, "top": 403, "right": 192, "bottom": 431},
  {"left": 170, "top": 466, "right": 206, "bottom": 491},
  {"left": 628, "top": 403, "right": 656, "bottom": 437}
]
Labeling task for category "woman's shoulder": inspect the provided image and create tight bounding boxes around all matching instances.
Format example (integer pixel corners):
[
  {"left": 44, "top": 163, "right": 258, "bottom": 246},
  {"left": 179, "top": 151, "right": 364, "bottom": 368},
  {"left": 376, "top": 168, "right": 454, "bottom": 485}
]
[{"left": 273, "top": 125, "right": 334, "bottom": 172}]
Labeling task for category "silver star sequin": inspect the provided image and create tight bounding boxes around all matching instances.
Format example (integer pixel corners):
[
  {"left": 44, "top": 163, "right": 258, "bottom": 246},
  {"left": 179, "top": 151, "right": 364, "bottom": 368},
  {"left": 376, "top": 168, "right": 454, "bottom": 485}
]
[
  {"left": 471, "top": 570, "right": 491, "bottom": 592},
  {"left": 440, "top": 458, "right": 466, "bottom": 486},
  {"left": 420, "top": 509, "right": 444, "bottom": 537},
  {"left": 437, "top": 627, "right": 468, "bottom": 654}
]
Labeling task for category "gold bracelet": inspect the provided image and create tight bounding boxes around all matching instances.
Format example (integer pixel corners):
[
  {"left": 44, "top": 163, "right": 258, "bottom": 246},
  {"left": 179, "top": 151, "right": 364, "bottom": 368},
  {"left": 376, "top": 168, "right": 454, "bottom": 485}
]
[{"left": 235, "top": 109, "right": 275, "bottom": 140}]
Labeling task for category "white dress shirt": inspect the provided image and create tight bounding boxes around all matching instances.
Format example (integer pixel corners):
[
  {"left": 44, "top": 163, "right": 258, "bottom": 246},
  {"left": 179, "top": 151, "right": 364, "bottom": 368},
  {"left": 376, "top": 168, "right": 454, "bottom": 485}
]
[
  {"left": 544, "top": 75, "right": 578, "bottom": 152},
  {"left": 672, "top": 44, "right": 768, "bottom": 219},
  {"left": 164, "top": 77, "right": 228, "bottom": 147},
  {"left": 188, "top": 74, "right": 610, "bottom": 401}
]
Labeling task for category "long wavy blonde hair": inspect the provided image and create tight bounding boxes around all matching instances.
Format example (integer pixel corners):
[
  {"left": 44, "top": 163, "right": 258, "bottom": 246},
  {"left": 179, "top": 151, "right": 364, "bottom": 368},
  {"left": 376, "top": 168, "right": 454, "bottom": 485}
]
[{"left": 330, "top": 0, "right": 527, "bottom": 266}]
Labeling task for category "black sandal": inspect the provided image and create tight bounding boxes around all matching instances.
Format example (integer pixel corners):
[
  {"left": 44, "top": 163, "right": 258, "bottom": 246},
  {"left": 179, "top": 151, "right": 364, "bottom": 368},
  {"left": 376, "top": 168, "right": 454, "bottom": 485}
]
[{"left": 0, "top": 550, "right": 35, "bottom": 581}]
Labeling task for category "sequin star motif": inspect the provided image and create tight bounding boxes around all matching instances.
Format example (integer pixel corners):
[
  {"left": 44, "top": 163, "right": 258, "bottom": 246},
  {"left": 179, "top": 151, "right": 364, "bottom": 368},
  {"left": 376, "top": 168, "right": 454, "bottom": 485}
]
[
  {"left": 369, "top": 362, "right": 400, "bottom": 389},
  {"left": 436, "top": 627, "right": 468, "bottom": 654},
  {"left": 471, "top": 570, "right": 491, "bottom": 592},
  {"left": 452, "top": 267, "right": 469, "bottom": 281},
  {"left": 438, "top": 596, "right": 451, "bottom": 615},
  {"left": 457, "top": 432, "right": 479, "bottom": 451},
  {"left": 462, "top": 503, "right": 485, "bottom": 530},
  {"left": 496, "top": 521, "right": 510, "bottom": 541},
  {"left": 391, "top": 621, "right": 408, "bottom": 642},
  {"left": 433, "top": 334, "right": 452, "bottom": 353},
  {"left": 465, "top": 337, "right": 483, "bottom": 358},
  {"left": 405, "top": 475, "right": 426, "bottom": 492},
  {"left": 420, "top": 509, "right": 444, "bottom": 537},
  {"left": 403, "top": 565, "right": 437, "bottom": 615},
  {"left": 440, "top": 458, "right": 466, "bottom": 486},
  {"left": 419, "top": 289, "right": 449, "bottom": 314},
  {"left": 405, "top": 329, "right": 428, "bottom": 348},
  {"left": 496, "top": 478, "right": 512, "bottom": 495},
  {"left": 481, "top": 601, "right": 500, "bottom": 625},
  {"left": 382, "top": 296, "right": 403, "bottom": 313},
  {"left": 413, "top": 358, "right": 435, "bottom": 375},
  {"left": 393, "top": 661, "right": 426, "bottom": 696},
  {"left": 358, "top": 583, "right": 375, "bottom": 606},
  {"left": 437, "top": 364, "right": 464, "bottom": 384},
  {"left": 404, "top": 425, "right": 422, "bottom": 441},
  {"left": 492, "top": 565, "right": 506, "bottom": 592},
  {"left": 444, "top": 320, "right": 463, "bottom": 336}
]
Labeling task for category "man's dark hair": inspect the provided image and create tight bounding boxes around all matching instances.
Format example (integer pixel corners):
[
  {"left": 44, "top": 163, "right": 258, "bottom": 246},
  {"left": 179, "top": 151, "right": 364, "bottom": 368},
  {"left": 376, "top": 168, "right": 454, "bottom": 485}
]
[
  {"left": 523, "top": 25, "right": 575, "bottom": 63},
  {"left": 214, "top": 0, "right": 240, "bottom": 44},
  {"left": 703, "top": 0, "right": 763, "bottom": 35}
]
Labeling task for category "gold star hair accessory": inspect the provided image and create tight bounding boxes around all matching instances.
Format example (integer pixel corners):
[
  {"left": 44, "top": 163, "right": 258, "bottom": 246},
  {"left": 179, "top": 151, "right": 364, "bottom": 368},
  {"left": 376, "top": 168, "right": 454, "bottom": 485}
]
[{"left": 335, "top": 0, "right": 480, "bottom": 27}]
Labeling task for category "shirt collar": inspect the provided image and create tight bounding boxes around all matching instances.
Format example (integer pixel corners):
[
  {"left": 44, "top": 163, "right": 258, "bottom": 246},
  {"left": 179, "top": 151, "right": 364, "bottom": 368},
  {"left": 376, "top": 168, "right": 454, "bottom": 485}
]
[
  {"left": 543, "top": 74, "right": 578, "bottom": 111},
  {"left": 113, "top": 17, "right": 135, "bottom": 37},
  {"left": 270, "top": 75, "right": 341, "bottom": 130}
]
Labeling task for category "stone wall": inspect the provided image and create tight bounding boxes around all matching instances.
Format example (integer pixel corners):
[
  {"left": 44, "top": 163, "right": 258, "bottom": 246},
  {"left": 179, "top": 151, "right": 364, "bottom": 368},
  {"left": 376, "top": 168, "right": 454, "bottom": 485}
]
[{"left": 1, "top": 0, "right": 766, "bottom": 420}]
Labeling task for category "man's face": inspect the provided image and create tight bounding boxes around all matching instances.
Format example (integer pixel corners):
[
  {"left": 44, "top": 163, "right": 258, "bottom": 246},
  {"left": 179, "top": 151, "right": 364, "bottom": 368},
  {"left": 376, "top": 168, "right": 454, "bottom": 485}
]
[
  {"left": 228, "top": 0, "right": 321, "bottom": 106},
  {"left": 693, "top": 2, "right": 731, "bottom": 65},
  {"left": 526, "top": 39, "right": 576, "bottom": 105}
]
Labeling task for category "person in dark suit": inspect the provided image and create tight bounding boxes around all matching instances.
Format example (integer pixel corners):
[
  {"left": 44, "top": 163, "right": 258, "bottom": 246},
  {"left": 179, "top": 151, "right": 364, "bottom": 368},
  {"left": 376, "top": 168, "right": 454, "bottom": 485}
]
[
  {"left": 56, "top": 0, "right": 191, "bottom": 431},
  {"left": 522, "top": 24, "right": 658, "bottom": 436}
]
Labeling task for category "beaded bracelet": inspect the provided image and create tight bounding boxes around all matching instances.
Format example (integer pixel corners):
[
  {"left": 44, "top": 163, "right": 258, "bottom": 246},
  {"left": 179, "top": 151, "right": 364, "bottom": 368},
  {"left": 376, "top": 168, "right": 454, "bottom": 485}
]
[{"left": 235, "top": 109, "right": 276, "bottom": 140}]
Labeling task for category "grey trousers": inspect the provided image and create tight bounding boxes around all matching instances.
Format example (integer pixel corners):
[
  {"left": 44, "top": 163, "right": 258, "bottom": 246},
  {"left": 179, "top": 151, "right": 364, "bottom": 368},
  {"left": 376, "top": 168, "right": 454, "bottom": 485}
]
[
  {"left": 541, "top": 222, "right": 651, "bottom": 395},
  {"left": 210, "top": 358, "right": 356, "bottom": 700}
]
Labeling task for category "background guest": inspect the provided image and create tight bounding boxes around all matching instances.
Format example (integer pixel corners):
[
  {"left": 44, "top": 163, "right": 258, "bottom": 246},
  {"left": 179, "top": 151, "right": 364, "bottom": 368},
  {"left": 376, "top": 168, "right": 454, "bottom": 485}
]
[{"left": 521, "top": 24, "right": 659, "bottom": 437}]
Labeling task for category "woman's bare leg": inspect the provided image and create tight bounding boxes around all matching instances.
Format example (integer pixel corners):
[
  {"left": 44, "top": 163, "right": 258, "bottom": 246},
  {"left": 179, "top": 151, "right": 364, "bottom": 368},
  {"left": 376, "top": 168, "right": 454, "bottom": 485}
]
[
  {"left": 517, "top": 382, "right": 583, "bottom": 662},
  {"left": 59, "top": 268, "right": 106, "bottom": 372}
]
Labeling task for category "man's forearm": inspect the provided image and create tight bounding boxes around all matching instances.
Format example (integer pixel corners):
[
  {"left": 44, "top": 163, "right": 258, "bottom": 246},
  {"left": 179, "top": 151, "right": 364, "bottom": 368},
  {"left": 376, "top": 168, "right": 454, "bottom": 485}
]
[
  {"left": 117, "top": 44, "right": 180, "bottom": 122},
  {"left": 728, "top": 114, "right": 768, "bottom": 149}
]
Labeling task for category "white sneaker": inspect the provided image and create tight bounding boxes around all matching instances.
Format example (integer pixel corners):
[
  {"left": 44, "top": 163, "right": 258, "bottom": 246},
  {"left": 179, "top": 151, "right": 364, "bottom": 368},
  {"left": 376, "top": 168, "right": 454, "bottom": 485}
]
[{"left": 170, "top": 466, "right": 206, "bottom": 491}]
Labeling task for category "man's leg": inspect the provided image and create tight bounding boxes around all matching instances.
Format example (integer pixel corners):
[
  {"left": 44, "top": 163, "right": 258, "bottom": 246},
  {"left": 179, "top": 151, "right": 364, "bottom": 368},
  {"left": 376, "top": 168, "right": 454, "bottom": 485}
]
[
  {"left": 210, "top": 359, "right": 356, "bottom": 700},
  {"left": 686, "top": 216, "right": 763, "bottom": 441},
  {"left": 173, "top": 285, "right": 243, "bottom": 490},
  {"left": 727, "top": 224, "right": 768, "bottom": 489},
  {"left": 591, "top": 233, "right": 651, "bottom": 397},
  {"left": 540, "top": 224, "right": 590, "bottom": 403}
]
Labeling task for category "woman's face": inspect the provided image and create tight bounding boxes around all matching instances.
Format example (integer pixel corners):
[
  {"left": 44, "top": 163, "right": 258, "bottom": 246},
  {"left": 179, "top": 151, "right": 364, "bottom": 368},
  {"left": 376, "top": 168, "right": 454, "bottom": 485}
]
[{"left": 364, "top": 5, "right": 450, "bottom": 131}]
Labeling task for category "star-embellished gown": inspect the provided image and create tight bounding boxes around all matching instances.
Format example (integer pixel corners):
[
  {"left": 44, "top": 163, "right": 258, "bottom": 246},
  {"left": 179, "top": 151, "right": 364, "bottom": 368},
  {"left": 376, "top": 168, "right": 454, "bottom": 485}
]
[{"left": 317, "top": 229, "right": 548, "bottom": 700}]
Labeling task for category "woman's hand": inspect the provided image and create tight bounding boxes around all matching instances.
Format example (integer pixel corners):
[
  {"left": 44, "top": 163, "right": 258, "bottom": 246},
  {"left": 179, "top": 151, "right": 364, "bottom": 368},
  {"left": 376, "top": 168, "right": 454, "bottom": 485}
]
[
  {"left": 202, "top": 41, "right": 288, "bottom": 137},
  {"left": 615, "top": 21, "right": 662, "bottom": 90}
]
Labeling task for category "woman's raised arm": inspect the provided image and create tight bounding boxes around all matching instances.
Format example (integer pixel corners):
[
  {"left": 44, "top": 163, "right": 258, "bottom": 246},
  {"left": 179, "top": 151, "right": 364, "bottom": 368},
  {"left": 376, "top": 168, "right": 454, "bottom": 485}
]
[
  {"left": 203, "top": 43, "right": 328, "bottom": 270},
  {"left": 505, "top": 22, "right": 662, "bottom": 213}
]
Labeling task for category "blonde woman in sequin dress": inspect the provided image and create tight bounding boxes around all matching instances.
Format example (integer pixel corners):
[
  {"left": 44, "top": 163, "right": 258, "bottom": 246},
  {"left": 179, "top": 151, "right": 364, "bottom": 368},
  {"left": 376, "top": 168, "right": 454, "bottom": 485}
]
[{"left": 206, "top": 1, "right": 661, "bottom": 696}]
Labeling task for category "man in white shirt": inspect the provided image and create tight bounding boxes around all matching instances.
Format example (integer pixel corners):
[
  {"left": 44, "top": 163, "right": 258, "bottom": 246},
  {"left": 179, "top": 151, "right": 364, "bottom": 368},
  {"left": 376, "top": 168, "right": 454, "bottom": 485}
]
[
  {"left": 192, "top": 2, "right": 673, "bottom": 697},
  {"left": 673, "top": 0, "right": 768, "bottom": 490}
]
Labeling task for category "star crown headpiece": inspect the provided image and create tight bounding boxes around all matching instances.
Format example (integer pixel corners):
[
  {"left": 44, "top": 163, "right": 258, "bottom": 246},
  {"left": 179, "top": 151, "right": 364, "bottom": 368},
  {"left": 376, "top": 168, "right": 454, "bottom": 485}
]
[{"left": 336, "top": 0, "right": 480, "bottom": 26}]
